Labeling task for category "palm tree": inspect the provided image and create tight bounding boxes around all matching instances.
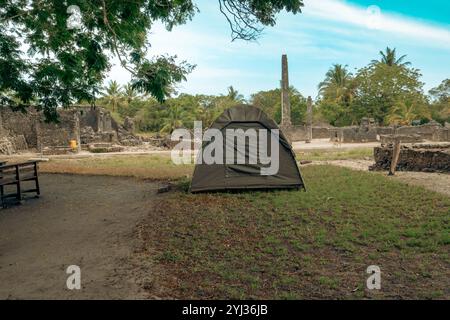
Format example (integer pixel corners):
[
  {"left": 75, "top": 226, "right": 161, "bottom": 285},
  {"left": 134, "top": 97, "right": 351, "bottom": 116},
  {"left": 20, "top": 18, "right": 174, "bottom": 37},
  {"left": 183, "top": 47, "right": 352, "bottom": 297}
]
[
  {"left": 196, "top": 105, "right": 217, "bottom": 128},
  {"left": 372, "top": 47, "right": 411, "bottom": 67},
  {"left": 318, "top": 64, "right": 354, "bottom": 104},
  {"left": 386, "top": 101, "right": 430, "bottom": 125},
  {"left": 123, "top": 83, "right": 138, "bottom": 104},
  {"left": 227, "top": 86, "right": 245, "bottom": 103},
  {"left": 101, "top": 80, "right": 123, "bottom": 112},
  {"left": 160, "top": 104, "right": 184, "bottom": 134}
]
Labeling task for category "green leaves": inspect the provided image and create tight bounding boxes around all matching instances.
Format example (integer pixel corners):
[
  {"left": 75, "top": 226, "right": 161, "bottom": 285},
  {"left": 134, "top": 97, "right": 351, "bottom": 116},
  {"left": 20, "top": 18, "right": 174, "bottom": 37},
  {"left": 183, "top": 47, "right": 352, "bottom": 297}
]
[
  {"left": 1, "top": 0, "right": 302, "bottom": 121},
  {"left": 132, "top": 56, "right": 195, "bottom": 103},
  {"left": 353, "top": 63, "right": 425, "bottom": 125},
  {"left": 251, "top": 87, "right": 307, "bottom": 124},
  {"left": 428, "top": 79, "right": 450, "bottom": 124}
]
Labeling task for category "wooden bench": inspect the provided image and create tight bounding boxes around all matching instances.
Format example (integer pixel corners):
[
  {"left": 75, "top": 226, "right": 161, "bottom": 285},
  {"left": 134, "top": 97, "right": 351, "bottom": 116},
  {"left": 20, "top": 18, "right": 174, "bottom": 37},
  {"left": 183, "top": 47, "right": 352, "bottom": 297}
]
[{"left": 0, "top": 161, "right": 40, "bottom": 208}]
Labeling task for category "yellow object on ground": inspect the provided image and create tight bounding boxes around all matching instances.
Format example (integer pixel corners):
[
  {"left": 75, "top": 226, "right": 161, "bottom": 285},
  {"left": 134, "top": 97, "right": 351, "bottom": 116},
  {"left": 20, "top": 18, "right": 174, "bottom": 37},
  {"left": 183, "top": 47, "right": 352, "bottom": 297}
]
[{"left": 70, "top": 140, "right": 78, "bottom": 150}]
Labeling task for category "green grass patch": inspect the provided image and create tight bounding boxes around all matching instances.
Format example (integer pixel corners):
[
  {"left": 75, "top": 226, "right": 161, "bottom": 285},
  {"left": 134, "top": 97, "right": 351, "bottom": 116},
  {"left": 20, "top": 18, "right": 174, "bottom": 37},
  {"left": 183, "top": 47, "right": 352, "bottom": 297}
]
[{"left": 140, "top": 165, "right": 450, "bottom": 299}]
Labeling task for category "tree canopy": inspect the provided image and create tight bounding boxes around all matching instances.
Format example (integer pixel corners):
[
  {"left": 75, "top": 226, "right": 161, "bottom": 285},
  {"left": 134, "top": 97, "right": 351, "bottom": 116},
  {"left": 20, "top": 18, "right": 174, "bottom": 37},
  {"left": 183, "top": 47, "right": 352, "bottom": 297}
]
[
  {"left": 316, "top": 47, "right": 437, "bottom": 126},
  {"left": 251, "top": 87, "right": 307, "bottom": 125},
  {"left": 428, "top": 79, "right": 450, "bottom": 123},
  {"left": 352, "top": 63, "right": 426, "bottom": 124},
  {"left": 0, "top": 0, "right": 304, "bottom": 121}
]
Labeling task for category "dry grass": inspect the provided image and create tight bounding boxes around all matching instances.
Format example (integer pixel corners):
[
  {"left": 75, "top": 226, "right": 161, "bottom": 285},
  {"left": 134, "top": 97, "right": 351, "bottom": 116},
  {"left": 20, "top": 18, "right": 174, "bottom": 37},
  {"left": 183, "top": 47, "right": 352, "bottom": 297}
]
[
  {"left": 297, "top": 148, "right": 373, "bottom": 161},
  {"left": 40, "top": 154, "right": 194, "bottom": 180}
]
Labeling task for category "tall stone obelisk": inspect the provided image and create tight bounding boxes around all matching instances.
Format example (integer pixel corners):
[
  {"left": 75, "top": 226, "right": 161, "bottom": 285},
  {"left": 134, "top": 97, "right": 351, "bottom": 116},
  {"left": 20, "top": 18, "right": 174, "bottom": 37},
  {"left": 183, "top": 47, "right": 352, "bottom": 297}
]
[
  {"left": 306, "top": 96, "right": 313, "bottom": 143},
  {"left": 281, "top": 54, "right": 291, "bottom": 127}
]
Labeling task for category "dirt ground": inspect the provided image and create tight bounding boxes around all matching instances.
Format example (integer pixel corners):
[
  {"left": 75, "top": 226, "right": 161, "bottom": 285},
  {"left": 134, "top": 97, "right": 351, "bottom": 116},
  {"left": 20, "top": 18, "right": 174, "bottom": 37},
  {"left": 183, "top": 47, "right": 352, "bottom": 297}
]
[
  {"left": 314, "top": 160, "right": 450, "bottom": 197},
  {"left": 0, "top": 174, "right": 159, "bottom": 299}
]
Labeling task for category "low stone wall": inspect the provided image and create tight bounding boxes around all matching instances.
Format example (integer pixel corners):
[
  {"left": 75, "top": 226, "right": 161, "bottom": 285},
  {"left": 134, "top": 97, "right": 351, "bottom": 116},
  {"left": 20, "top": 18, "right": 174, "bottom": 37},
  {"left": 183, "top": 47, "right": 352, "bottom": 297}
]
[
  {"left": 330, "top": 126, "right": 379, "bottom": 143},
  {"left": 370, "top": 143, "right": 450, "bottom": 173},
  {"left": 278, "top": 118, "right": 448, "bottom": 143},
  {"left": 396, "top": 123, "right": 449, "bottom": 141},
  {"left": 283, "top": 125, "right": 332, "bottom": 141},
  {"left": 283, "top": 126, "right": 307, "bottom": 141},
  {"left": 312, "top": 127, "right": 331, "bottom": 139},
  {"left": 379, "top": 134, "right": 424, "bottom": 144},
  {"left": 330, "top": 121, "right": 449, "bottom": 143}
]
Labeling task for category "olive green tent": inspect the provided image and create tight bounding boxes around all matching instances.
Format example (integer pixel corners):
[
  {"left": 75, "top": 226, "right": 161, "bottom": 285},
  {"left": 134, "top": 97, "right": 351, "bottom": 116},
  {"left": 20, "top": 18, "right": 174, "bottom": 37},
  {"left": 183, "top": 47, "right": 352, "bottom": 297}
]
[{"left": 191, "top": 105, "right": 306, "bottom": 193}]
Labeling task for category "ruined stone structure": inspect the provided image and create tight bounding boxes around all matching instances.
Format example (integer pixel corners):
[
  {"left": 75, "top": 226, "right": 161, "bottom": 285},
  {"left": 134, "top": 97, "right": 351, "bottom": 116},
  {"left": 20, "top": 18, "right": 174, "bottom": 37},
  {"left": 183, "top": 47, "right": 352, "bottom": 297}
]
[
  {"left": 280, "top": 54, "right": 291, "bottom": 128},
  {"left": 330, "top": 119, "right": 449, "bottom": 143},
  {"left": 281, "top": 117, "right": 449, "bottom": 144},
  {"left": 329, "top": 118, "right": 378, "bottom": 143},
  {"left": 305, "top": 96, "right": 313, "bottom": 143},
  {"left": 283, "top": 123, "right": 334, "bottom": 141},
  {"left": 370, "top": 143, "right": 450, "bottom": 173},
  {"left": 0, "top": 106, "right": 141, "bottom": 155}
]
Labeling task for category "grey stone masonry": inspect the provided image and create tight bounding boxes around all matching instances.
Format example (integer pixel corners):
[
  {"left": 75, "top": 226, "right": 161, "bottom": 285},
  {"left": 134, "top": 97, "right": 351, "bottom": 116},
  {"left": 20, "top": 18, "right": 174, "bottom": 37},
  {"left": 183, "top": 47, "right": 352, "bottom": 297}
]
[{"left": 281, "top": 54, "right": 291, "bottom": 127}]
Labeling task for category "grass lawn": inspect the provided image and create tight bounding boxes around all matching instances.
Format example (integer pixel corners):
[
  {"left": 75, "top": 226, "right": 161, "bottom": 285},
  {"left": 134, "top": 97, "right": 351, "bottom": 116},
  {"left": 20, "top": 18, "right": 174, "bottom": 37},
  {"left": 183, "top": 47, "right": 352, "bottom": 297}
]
[
  {"left": 137, "top": 165, "right": 449, "bottom": 299},
  {"left": 40, "top": 154, "right": 194, "bottom": 180}
]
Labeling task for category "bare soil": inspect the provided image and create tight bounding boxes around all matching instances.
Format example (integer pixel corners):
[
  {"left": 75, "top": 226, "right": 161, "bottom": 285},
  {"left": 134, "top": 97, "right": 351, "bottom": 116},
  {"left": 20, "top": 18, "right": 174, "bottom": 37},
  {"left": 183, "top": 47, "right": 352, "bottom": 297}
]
[{"left": 0, "top": 174, "right": 159, "bottom": 299}]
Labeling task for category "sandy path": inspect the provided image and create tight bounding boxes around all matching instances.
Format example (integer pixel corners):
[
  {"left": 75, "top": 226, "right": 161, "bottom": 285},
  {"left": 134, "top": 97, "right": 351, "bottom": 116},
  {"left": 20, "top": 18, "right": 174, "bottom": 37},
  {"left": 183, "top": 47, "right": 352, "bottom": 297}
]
[
  {"left": 0, "top": 174, "right": 159, "bottom": 299},
  {"left": 4, "top": 139, "right": 379, "bottom": 161}
]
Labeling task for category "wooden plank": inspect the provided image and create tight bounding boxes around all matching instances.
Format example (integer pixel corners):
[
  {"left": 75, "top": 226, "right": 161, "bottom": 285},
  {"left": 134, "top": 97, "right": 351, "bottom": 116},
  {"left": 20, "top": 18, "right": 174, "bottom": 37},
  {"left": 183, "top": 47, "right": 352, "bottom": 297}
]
[{"left": 388, "top": 138, "right": 401, "bottom": 176}]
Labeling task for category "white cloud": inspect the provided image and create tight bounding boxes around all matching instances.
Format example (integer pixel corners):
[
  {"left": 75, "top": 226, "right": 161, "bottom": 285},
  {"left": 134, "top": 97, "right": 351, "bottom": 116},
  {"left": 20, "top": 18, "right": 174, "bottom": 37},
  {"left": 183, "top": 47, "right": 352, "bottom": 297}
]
[
  {"left": 303, "top": 0, "right": 450, "bottom": 47},
  {"left": 105, "top": 0, "right": 450, "bottom": 97}
]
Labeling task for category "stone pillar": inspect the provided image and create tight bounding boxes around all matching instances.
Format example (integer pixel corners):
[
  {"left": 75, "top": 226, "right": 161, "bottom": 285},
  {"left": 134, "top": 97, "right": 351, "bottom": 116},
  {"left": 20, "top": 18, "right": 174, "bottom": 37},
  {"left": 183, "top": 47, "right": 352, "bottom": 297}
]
[
  {"left": 73, "top": 111, "right": 81, "bottom": 152},
  {"left": 306, "top": 96, "right": 313, "bottom": 143},
  {"left": 281, "top": 54, "right": 291, "bottom": 127}
]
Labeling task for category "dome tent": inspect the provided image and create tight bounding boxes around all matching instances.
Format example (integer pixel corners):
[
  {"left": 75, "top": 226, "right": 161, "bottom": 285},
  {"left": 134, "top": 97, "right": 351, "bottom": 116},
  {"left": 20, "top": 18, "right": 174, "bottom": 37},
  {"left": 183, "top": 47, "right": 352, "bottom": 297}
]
[{"left": 191, "top": 105, "right": 306, "bottom": 193}]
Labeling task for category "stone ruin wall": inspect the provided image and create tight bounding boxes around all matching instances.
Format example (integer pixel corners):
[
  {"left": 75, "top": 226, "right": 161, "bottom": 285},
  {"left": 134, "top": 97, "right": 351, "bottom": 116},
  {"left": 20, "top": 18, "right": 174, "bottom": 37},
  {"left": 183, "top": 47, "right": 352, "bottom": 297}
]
[
  {"left": 0, "top": 106, "right": 141, "bottom": 155},
  {"left": 283, "top": 124, "right": 334, "bottom": 141},
  {"left": 370, "top": 143, "right": 450, "bottom": 173},
  {"left": 0, "top": 108, "right": 40, "bottom": 154},
  {"left": 284, "top": 119, "right": 449, "bottom": 143}
]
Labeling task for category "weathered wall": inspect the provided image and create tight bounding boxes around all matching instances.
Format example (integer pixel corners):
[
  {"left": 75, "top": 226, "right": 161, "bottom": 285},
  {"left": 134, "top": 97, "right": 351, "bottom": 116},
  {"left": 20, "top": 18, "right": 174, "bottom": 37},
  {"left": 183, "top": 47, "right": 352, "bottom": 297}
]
[
  {"left": 0, "top": 108, "right": 40, "bottom": 148},
  {"left": 379, "top": 134, "right": 423, "bottom": 144},
  {"left": 370, "top": 143, "right": 450, "bottom": 172},
  {"left": 283, "top": 126, "right": 307, "bottom": 141},
  {"left": 0, "top": 105, "right": 140, "bottom": 154},
  {"left": 38, "top": 110, "right": 80, "bottom": 149},
  {"left": 395, "top": 122, "right": 449, "bottom": 141},
  {"left": 330, "top": 121, "right": 449, "bottom": 143},
  {"left": 330, "top": 126, "right": 379, "bottom": 143},
  {"left": 283, "top": 125, "right": 332, "bottom": 141},
  {"left": 312, "top": 127, "right": 331, "bottom": 139}
]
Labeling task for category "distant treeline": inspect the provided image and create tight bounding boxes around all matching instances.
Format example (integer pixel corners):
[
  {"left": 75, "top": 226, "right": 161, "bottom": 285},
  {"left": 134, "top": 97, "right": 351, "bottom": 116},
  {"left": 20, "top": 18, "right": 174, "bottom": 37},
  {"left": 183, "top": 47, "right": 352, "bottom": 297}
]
[{"left": 97, "top": 47, "right": 449, "bottom": 133}]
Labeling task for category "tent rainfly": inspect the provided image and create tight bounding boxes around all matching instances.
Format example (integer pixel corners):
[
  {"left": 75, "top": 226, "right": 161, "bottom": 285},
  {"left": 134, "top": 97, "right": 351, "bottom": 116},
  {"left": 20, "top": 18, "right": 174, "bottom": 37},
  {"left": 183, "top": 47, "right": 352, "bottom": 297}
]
[{"left": 191, "top": 105, "right": 306, "bottom": 193}]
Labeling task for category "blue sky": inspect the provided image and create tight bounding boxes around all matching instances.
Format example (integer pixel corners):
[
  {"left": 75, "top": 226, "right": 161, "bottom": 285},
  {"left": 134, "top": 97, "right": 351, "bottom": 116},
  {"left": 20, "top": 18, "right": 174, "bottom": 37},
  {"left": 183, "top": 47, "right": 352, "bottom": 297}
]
[{"left": 108, "top": 0, "right": 450, "bottom": 100}]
